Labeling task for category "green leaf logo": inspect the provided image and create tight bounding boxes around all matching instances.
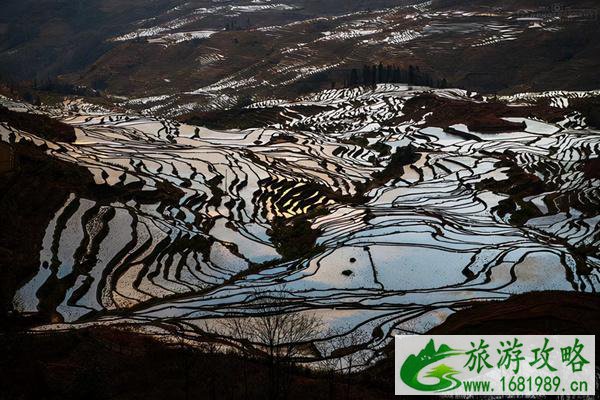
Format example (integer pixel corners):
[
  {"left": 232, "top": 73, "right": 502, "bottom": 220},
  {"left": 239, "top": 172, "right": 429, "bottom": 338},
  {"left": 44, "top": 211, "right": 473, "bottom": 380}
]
[{"left": 400, "top": 339, "right": 464, "bottom": 392}]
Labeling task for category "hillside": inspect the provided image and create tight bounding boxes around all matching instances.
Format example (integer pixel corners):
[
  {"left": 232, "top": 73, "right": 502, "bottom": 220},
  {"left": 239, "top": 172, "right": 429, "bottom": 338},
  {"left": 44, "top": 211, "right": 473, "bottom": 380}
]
[
  {"left": 2, "top": 1, "right": 600, "bottom": 114},
  {"left": 1, "top": 84, "right": 599, "bottom": 364}
]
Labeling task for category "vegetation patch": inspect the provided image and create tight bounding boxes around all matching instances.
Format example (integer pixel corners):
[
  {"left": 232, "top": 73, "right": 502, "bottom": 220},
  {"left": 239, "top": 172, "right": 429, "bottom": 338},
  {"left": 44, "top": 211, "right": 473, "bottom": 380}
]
[
  {"left": 340, "top": 136, "right": 369, "bottom": 148},
  {"left": 572, "top": 97, "right": 600, "bottom": 129},
  {"left": 370, "top": 141, "right": 391, "bottom": 157},
  {"left": 582, "top": 158, "right": 600, "bottom": 180},
  {"left": 353, "top": 146, "right": 420, "bottom": 198},
  {"left": 0, "top": 106, "right": 76, "bottom": 142},
  {"left": 268, "top": 210, "right": 326, "bottom": 261},
  {"left": 180, "top": 106, "right": 280, "bottom": 130}
]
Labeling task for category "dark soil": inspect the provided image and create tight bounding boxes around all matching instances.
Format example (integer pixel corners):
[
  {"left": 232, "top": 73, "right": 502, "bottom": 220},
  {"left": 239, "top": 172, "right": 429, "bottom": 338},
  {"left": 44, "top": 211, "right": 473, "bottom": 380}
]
[
  {"left": 398, "top": 94, "right": 565, "bottom": 132},
  {"left": 429, "top": 291, "right": 600, "bottom": 335}
]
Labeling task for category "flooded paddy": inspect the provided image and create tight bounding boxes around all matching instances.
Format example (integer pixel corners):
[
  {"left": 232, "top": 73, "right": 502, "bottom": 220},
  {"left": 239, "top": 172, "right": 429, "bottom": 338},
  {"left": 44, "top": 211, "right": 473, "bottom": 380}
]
[{"left": 3, "top": 85, "right": 599, "bottom": 365}]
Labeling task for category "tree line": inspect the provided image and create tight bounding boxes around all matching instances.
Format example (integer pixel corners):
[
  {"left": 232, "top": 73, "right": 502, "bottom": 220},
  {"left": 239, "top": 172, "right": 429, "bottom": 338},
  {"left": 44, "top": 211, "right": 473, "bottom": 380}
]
[
  {"left": 343, "top": 63, "right": 448, "bottom": 88},
  {"left": 225, "top": 17, "right": 252, "bottom": 31}
]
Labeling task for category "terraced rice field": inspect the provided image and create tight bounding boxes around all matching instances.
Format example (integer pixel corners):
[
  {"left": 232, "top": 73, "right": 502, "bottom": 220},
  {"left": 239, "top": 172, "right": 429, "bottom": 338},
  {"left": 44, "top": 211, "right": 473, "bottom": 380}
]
[{"left": 3, "top": 84, "right": 600, "bottom": 366}]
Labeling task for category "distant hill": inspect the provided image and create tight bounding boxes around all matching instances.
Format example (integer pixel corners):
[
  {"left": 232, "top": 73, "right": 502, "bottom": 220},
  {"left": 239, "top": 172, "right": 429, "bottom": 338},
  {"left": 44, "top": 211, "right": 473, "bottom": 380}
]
[{"left": 1, "top": 0, "right": 599, "bottom": 112}]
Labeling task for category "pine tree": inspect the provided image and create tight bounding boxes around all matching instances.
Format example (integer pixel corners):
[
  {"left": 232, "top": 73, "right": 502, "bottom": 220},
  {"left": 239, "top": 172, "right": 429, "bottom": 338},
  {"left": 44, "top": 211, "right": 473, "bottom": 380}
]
[{"left": 350, "top": 68, "right": 359, "bottom": 86}]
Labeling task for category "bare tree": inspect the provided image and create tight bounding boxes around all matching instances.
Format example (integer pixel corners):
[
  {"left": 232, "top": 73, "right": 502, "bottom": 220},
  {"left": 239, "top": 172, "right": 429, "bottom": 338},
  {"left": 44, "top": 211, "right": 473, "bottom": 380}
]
[
  {"left": 321, "top": 326, "right": 372, "bottom": 400},
  {"left": 221, "top": 289, "right": 323, "bottom": 400},
  {"left": 317, "top": 342, "right": 340, "bottom": 400},
  {"left": 197, "top": 322, "right": 221, "bottom": 400},
  {"left": 220, "top": 317, "right": 251, "bottom": 398}
]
